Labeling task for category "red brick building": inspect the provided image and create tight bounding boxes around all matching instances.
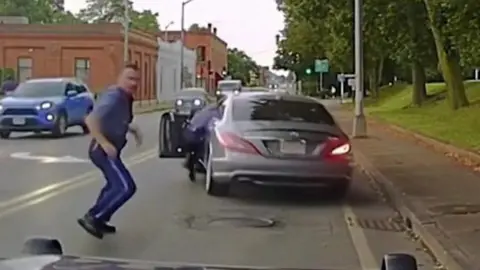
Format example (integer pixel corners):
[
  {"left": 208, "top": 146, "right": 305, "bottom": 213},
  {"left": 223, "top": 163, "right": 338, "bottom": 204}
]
[
  {"left": 160, "top": 23, "right": 228, "bottom": 92},
  {"left": 0, "top": 23, "right": 158, "bottom": 101}
]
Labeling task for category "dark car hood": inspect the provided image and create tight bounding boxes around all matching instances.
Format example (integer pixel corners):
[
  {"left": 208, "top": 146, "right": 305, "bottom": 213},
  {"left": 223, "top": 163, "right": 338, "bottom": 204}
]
[{"left": 0, "top": 255, "right": 331, "bottom": 270}]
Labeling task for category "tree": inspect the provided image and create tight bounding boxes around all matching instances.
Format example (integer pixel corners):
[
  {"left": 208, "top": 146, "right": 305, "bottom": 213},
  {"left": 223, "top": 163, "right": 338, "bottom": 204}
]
[
  {"left": 77, "top": 0, "right": 159, "bottom": 32},
  {"left": 422, "top": 0, "right": 472, "bottom": 109},
  {"left": 227, "top": 48, "right": 260, "bottom": 86},
  {"left": 188, "top": 23, "right": 208, "bottom": 31},
  {"left": 0, "top": 0, "right": 78, "bottom": 24}
]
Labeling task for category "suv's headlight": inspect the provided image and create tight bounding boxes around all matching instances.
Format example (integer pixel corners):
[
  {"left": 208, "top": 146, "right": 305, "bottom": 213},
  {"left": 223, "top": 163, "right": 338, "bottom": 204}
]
[
  {"left": 234, "top": 90, "right": 240, "bottom": 94},
  {"left": 36, "top": 102, "right": 53, "bottom": 110},
  {"left": 216, "top": 91, "right": 221, "bottom": 95},
  {"left": 193, "top": 99, "right": 201, "bottom": 106},
  {"left": 176, "top": 100, "right": 183, "bottom": 106}
]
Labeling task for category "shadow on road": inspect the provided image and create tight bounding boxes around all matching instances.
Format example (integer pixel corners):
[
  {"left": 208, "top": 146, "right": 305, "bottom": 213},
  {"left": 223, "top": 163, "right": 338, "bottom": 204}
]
[{"left": 227, "top": 182, "right": 376, "bottom": 207}]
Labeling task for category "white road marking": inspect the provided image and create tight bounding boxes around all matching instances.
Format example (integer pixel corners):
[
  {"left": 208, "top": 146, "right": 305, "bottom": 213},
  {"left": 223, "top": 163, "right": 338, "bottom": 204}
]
[
  {"left": 343, "top": 204, "right": 380, "bottom": 270},
  {"left": 10, "top": 152, "right": 88, "bottom": 163}
]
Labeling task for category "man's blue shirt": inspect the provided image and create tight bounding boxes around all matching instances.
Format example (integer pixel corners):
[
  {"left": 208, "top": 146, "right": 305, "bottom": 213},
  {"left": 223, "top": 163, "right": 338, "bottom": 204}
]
[
  {"left": 90, "top": 86, "right": 133, "bottom": 150},
  {"left": 184, "top": 105, "right": 222, "bottom": 144}
]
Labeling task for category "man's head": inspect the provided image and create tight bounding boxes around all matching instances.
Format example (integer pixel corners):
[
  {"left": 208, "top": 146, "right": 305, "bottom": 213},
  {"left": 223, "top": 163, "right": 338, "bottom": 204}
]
[{"left": 118, "top": 63, "right": 140, "bottom": 93}]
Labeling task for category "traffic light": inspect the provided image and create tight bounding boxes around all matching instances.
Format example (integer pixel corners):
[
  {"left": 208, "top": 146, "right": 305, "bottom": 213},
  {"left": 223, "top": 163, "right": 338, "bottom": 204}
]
[{"left": 305, "top": 68, "right": 311, "bottom": 75}]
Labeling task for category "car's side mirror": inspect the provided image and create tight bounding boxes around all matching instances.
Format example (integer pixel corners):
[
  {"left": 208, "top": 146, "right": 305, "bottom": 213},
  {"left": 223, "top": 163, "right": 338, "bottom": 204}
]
[{"left": 66, "top": 90, "right": 77, "bottom": 97}]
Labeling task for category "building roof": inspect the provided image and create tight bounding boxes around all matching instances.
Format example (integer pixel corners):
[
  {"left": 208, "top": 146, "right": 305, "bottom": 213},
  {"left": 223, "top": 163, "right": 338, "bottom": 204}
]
[
  {"left": 159, "top": 30, "right": 227, "bottom": 46},
  {"left": 0, "top": 23, "right": 157, "bottom": 48}
]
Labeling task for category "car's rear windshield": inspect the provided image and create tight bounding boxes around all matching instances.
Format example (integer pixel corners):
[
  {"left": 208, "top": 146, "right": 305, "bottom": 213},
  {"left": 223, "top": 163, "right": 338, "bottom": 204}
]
[{"left": 232, "top": 97, "right": 335, "bottom": 125}]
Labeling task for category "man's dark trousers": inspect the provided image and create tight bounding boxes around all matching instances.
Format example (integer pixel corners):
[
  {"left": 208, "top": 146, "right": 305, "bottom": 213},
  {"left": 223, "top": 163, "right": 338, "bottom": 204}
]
[{"left": 87, "top": 142, "right": 136, "bottom": 222}]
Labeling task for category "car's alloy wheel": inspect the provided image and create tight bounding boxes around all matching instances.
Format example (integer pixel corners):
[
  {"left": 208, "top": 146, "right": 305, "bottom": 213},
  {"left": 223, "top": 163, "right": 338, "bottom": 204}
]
[
  {"left": 53, "top": 113, "right": 67, "bottom": 137},
  {"left": 205, "top": 144, "right": 229, "bottom": 197}
]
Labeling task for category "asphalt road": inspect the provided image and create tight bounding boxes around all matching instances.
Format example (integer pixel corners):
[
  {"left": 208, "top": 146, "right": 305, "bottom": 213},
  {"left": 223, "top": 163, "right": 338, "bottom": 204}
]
[{"left": 0, "top": 108, "right": 438, "bottom": 270}]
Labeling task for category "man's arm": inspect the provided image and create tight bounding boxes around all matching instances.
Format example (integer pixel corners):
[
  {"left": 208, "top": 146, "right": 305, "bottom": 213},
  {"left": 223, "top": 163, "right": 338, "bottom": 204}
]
[{"left": 84, "top": 92, "right": 116, "bottom": 147}]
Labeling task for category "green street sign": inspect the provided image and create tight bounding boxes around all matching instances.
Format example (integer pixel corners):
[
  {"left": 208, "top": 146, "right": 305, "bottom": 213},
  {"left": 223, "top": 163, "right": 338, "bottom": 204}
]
[
  {"left": 305, "top": 68, "right": 312, "bottom": 75},
  {"left": 314, "top": 59, "right": 329, "bottom": 73}
]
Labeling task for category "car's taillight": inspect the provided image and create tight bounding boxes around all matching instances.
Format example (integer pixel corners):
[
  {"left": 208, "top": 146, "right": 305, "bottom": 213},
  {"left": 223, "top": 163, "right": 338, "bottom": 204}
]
[
  {"left": 323, "top": 137, "right": 351, "bottom": 161},
  {"left": 217, "top": 131, "right": 260, "bottom": 155}
]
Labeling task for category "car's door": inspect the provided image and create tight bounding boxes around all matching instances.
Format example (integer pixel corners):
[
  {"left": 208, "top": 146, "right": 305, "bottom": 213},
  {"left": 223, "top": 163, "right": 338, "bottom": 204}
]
[
  {"left": 63, "top": 82, "right": 81, "bottom": 123},
  {"left": 158, "top": 111, "right": 190, "bottom": 158},
  {"left": 75, "top": 83, "right": 94, "bottom": 116}
]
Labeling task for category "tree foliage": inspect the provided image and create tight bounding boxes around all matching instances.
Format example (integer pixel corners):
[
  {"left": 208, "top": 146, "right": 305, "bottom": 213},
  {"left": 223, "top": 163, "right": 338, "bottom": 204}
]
[
  {"left": 275, "top": 0, "right": 480, "bottom": 109},
  {"left": 77, "top": 0, "right": 159, "bottom": 32},
  {"left": 227, "top": 48, "right": 260, "bottom": 86}
]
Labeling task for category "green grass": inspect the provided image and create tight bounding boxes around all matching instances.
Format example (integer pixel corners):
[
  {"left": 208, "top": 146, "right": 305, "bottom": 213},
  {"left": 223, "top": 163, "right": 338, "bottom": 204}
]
[{"left": 364, "top": 81, "right": 480, "bottom": 151}]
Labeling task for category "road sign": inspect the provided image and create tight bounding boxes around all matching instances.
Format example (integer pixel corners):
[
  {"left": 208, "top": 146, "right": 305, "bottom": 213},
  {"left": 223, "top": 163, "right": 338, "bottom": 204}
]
[
  {"left": 337, "top": 74, "right": 345, "bottom": 82},
  {"left": 348, "top": 78, "right": 356, "bottom": 87},
  {"left": 10, "top": 152, "right": 88, "bottom": 163},
  {"left": 314, "top": 59, "right": 329, "bottom": 73}
]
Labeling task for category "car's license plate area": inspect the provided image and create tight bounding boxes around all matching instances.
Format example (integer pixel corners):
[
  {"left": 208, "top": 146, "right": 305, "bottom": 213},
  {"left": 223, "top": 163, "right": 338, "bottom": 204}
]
[
  {"left": 280, "top": 140, "right": 306, "bottom": 154},
  {"left": 12, "top": 117, "right": 26, "bottom": 125}
]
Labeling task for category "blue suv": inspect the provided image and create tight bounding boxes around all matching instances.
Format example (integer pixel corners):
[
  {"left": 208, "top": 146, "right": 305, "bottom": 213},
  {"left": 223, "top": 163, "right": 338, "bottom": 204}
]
[{"left": 0, "top": 78, "right": 95, "bottom": 138}]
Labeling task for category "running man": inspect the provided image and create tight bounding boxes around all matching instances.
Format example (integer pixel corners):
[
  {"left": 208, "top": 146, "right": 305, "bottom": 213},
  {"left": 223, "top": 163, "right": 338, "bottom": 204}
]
[{"left": 78, "top": 64, "right": 143, "bottom": 239}]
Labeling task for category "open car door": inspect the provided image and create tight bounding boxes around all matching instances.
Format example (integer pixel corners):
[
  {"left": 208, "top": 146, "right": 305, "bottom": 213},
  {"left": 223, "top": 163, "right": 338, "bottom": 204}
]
[{"left": 158, "top": 111, "right": 190, "bottom": 158}]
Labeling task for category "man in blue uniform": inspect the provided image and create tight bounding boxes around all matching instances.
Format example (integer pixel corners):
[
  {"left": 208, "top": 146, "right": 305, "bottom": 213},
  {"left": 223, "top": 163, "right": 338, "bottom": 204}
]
[
  {"left": 78, "top": 64, "right": 143, "bottom": 239},
  {"left": 183, "top": 95, "right": 225, "bottom": 180}
]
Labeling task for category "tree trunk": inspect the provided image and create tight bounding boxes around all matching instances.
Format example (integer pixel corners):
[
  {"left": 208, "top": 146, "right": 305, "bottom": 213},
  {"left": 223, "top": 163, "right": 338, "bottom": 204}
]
[
  {"left": 411, "top": 61, "right": 427, "bottom": 106},
  {"left": 423, "top": 0, "right": 468, "bottom": 109},
  {"left": 377, "top": 57, "right": 385, "bottom": 87},
  {"left": 368, "top": 70, "right": 379, "bottom": 98}
]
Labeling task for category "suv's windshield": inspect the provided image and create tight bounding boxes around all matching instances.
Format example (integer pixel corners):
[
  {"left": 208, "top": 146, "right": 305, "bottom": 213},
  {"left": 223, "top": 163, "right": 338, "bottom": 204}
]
[
  {"left": 232, "top": 97, "right": 335, "bottom": 125},
  {"left": 11, "top": 81, "right": 64, "bottom": 98},
  {"left": 218, "top": 82, "right": 241, "bottom": 91}
]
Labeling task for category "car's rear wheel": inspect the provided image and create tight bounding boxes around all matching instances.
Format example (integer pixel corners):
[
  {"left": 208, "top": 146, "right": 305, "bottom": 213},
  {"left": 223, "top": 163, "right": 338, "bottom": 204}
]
[
  {"left": 52, "top": 112, "right": 67, "bottom": 137},
  {"left": 205, "top": 144, "right": 230, "bottom": 197},
  {"left": 0, "top": 131, "right": 11, "bottom": 139}
]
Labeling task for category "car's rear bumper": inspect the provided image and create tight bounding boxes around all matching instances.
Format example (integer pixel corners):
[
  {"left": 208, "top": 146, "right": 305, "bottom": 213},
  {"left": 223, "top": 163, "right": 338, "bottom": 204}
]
[{"left": 211, "top": 154, "right": 353, "bottom": 187}]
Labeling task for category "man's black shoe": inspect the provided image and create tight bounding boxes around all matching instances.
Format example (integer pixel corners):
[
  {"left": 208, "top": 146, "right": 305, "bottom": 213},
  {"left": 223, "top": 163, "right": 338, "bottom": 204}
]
[
  {"left": 77, "top": 215, "right": 103, "bottom": 239},
  {"left": 101, "top": 223, "right": 117, "bottom": 234}
]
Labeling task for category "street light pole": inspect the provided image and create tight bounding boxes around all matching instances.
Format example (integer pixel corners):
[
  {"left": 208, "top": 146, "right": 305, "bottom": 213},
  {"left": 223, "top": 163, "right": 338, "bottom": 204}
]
[
  {"left": 164, "top": 21, "right": 174, "bottom": 41},
  {"left": 180, "top": 0, "right": 193, "bottom": 89},
  {"left": 122, "top": 0, "right": 130, "bottom": 64},
  {"left": 352, "top": 0, "right": 367, "bottom": 137}
]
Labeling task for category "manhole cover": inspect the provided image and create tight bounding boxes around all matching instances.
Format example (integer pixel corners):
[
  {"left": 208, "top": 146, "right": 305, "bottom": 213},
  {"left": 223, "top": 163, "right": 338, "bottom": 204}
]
[
  {"left": 207, "top": 217, "right": 276, "bottom": 228},
  {"left": 429, "top": 204, "right": 480, "bottom": 215}
]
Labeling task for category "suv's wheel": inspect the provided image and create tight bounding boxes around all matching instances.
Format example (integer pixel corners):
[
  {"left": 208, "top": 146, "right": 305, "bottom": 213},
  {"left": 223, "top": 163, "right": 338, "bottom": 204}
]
[
  {"left": 0, "top": 131, "right": 11, "bottom": 139},
  {"left": 205, "top": 144, "right": 229, "bottom": 197},
  {"left": 52, "top": 112, "right": 67, "bottom": 137},
  {"left": 81, "top": 107, "right": 93, "bottom": 134}
]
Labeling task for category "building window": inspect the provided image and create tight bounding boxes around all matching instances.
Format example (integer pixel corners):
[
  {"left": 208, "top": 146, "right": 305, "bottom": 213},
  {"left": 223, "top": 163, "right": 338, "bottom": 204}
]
[
  {"left": 74, "top": 58, "right": 90, "bottom": 82},
  {"left": 17, "top": 57, "right": 32, "bottom": 82},
  {"left": 196, "top": 46, "right": 206, "bottom": 62}
]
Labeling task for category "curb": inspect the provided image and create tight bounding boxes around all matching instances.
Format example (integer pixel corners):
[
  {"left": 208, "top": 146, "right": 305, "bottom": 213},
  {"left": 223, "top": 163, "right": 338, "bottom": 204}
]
[
  {"left": 353, "top": 146, "right": 472, "bottom": 270},
  {"left": 368, "top": 117, "right": 480, "bottom": 168}
]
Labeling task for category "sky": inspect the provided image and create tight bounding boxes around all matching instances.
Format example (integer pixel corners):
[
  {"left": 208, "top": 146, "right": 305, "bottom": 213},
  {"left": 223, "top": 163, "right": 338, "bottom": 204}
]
[{"left": 64, "top": 0, "right": 285, "bottom": 70}]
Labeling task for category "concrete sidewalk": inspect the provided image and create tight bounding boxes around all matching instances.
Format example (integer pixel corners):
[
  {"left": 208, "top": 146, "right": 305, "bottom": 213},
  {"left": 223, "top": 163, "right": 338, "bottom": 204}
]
[{"left": 333, "top": 109, "right": 480, "bottom": 270}]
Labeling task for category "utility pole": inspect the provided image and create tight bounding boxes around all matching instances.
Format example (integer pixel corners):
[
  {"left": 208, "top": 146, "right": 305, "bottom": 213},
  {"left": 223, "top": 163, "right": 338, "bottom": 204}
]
[
  {"left": 122, "top": 0, "right": 130, "bottom": 64},
  {"left": 352, "top": 0, "right": 367, "bottom": 137},
  {"left": 180, "top": 0, "right": 194, "bottom": 89}
]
